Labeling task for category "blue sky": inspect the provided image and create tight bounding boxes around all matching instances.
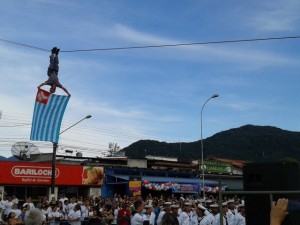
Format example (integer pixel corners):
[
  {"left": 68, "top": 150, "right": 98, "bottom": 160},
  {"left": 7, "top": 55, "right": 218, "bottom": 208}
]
[{"left": 0, "top": 0, "right": 300, "bottom": 158}]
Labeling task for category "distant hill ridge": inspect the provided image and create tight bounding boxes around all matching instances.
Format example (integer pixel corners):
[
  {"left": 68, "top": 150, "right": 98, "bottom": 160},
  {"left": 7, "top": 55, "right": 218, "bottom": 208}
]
[{"left": 123, "top": 125, "right": 300, "bottom": 162}]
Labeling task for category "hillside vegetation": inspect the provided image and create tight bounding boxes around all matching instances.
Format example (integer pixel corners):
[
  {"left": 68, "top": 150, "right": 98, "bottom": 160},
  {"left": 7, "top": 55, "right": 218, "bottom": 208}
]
[{"left": 123, "top": 125, "right": 300, "bottom": 162}]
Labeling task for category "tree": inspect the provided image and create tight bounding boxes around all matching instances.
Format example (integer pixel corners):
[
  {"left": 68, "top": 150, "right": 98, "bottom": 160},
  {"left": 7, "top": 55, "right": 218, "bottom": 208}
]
[{"left": 107, "top": 142, "right": 120, "bottom": 157}]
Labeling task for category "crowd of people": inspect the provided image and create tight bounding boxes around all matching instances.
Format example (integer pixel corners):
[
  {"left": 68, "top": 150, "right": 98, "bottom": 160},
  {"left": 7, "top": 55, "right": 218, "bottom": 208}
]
[{"left": 0, "top": 193, "right": 289, "bottom": 225}]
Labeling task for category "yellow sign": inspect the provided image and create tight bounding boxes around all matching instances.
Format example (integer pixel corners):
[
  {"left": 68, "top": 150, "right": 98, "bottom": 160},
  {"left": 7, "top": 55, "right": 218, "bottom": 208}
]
[{"left": 129, "top": 180, "right": 141, "bottom": 196}]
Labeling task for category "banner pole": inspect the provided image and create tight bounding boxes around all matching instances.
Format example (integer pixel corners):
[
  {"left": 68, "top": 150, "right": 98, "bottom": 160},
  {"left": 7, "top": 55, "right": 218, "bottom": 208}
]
[{"left": 51, "top": 142, "right": 57, "bottom": 194}]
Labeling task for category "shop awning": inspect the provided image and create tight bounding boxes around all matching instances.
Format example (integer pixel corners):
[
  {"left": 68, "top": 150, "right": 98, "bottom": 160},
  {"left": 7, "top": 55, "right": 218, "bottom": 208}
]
[
  {"left": 108, "top": 174, "right": 227, "bottom": 193},
  {"left": 109, "top": 175, "right": 219, "bottom": 186}
]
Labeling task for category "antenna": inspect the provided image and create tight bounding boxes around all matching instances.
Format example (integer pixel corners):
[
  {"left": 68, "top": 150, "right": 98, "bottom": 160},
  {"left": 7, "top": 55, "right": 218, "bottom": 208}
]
[
  {"left": 11, "top": 142, "right": 40, "bottom": 161},
  {"left": 76, "top": 152, "right": 83, "bottom": 157}
]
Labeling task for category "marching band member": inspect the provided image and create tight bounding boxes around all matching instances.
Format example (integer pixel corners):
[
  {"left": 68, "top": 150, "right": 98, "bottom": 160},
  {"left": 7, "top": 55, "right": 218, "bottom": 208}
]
[
  {"left": 207, "top": 204, "right": 219, "bottom": 225},
  {"left": 235, "top": 204, "right": 245, "bottom": 225},
  {"left": 143, "top": 205, "right": 155, "bottom": 225},
  {"left": 178, "top": 202, "right": 193, "bottom": 225},
  {"left": 213, "top": 202, "right": 229, "bottom": 225},
  {"left": 226, "top": 199, "right": 236, "bottom": 225},
  {"left": 157, "top": 202, "right": 171, "bottom": 225},
  {"left": 191, "top": 205, "right": 211, "bottom": 225}
]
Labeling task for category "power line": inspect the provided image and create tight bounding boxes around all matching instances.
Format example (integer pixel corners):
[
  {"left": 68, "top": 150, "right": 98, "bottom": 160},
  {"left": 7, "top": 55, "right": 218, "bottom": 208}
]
[
  {"left": 1, "top": 35, "right": 300, "bottom": 53},
  {"left": 0, "top": 123, "right": 31, "bottom": 127},
  {"left": 62, "top": 35, "right": 300, "bottom": 52},
  {"left": 0, "top": 111, "right": 180, "bottom": 156},
  {"left": 0, "top": 38, "right": 49, "bottom": 52},
  {"left": 1, "top": 112, "right": 163, "bottom": 141}
]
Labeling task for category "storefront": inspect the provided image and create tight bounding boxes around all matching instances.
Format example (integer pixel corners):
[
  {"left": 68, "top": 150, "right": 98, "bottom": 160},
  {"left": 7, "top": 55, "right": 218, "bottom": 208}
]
[
  {"left": 104, "top": 167, "right": 227, "bottom": 198},
  {"left": 0, "top": 161, "right": 104, "bottom": 202}
]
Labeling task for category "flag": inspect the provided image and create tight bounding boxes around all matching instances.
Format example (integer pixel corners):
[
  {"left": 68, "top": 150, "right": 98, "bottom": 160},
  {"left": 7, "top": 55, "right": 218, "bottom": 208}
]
[{"left": 30, "top": 89, "right": 70, "bottom": 143}]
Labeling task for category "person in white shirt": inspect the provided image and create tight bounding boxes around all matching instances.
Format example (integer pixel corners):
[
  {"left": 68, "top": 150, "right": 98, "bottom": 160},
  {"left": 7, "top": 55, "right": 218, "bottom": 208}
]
[
  {"left": 63, "top": 200, "right": 69, "bottom": 220},
  {"left": 41, "top": 203, "right": 51, "bottom": 218},
  {"left": 157, "top": 202, "right": 171, "bottom": 225},
  {"left": 59, "top": 195, "right": 69, "bottom": 205},
  {"left": 235, "top": 204, "right": 245, "bottom": 225},
  {"left": 68, "top": 204, "right": 81, "bottom": 225},
  {"left": 191, "top": 205, "right": 211, "bottom": 225},
  {"left": 48, "top": 204, "right": 62, "bottom": 225},
  {"left": 23, "top": 197, "right": 35, "bottom": 210},
  {"left": 226, "top": 200, "right": 236, "bottom": 225},
  {"left": 131, "top": 199, "right": 145, "bottom": 225},
  {"left": 111, "top": 203, "right": 119, "bottom": 225},
  {"left": 207, "top": 204, "right": 218, "bottom": 225},
  {"left": 178, "top": 202, "right": 193, "bottom": 225},
  {"left": 142, "top": 205, "right": 156, "bottom": 225},
  {"left": 80, "top": 200, "right": 89, "bottom": 223},
  {"left": 0, "top": 196, "right": 8, "bottom": 210},
  {"left": 12, "top": 195, "right": 19, "bottom": 206},
  {"left": 9, "top": 204, "right": 21, "bottom": 218},
  {"left": 4, "top": 196, "right": 14, "bottom": 218},
  {"left": 213, "top": 202, "right": 229, "bottom": 225},
  {"left": 67, "top": 198, "right": 77, "bottom": 212}
]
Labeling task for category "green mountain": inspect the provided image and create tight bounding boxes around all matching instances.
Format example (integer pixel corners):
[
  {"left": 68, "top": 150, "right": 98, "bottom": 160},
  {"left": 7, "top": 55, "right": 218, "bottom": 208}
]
[{"left": 123, "top": 125, "right": 300, "bottom": 162}]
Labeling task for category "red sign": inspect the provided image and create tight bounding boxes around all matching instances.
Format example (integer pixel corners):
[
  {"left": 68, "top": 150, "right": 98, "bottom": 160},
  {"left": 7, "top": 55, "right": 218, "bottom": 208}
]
[
  {"left": 0, "top": 162, "right": 104, "bottom": 186},
  {"left": 36, "top": 89, "right": 51, "bottom": 104}
]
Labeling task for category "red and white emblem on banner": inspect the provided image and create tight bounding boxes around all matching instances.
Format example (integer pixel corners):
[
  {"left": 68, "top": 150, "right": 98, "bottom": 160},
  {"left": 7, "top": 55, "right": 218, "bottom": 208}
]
[{"left": 36, "top": 89, "right": 50, "bottom": 104}]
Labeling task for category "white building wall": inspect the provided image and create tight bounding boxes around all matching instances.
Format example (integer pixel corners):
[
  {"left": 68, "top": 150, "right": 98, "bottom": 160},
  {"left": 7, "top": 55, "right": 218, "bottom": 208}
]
[
  {"left": 89, "top": 187, "right": 101, "bottom": 198},
  {"left": 127, "top": 159, "right": 147, "bottom": 168}
]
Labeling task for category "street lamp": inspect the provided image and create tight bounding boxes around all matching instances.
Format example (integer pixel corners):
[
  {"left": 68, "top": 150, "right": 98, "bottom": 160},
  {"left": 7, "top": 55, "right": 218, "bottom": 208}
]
[
  {"left": 200, "top": 94, "right": 219, "bottom": 199},
  {"left": 51, "top": 115, "right": 92, "bottom": 194}
]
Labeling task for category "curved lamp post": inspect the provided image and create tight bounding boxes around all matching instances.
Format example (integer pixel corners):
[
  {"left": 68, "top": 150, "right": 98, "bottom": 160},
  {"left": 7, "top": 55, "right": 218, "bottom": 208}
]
[
  {"left": 201, "top": 94, "right": 219, "bottom": 199},
  {"left": 51, "top": 115, "right": 92, "bottom": 194}
]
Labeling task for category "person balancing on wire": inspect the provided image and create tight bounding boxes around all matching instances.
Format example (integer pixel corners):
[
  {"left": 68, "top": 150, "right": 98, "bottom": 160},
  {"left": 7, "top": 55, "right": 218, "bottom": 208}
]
[{"left": 38, "top": 47, "right": 71, "bottom": 96}]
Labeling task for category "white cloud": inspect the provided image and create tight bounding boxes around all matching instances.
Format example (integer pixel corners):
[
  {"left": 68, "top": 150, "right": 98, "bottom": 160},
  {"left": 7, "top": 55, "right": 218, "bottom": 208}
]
[
  {"left": 247, "top": 0, "right": 300, "bottom": 32},
  {"left": 68, "top": 97, "right": 182, "bottom": 123}
]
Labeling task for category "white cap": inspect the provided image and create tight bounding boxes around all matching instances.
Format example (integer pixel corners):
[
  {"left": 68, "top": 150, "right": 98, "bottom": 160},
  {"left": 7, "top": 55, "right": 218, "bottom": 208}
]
[
  {"left": 197, "top": 204, "right": 207, "bottom": 211},
  {"left": 164, "top": 202, "right": 172, "bottom": 206},
  {"left": 184, "top": 202, "right": 193, "bottom": 206},
  {"left": 171, "top": 204, "right": 180, "bottom": 209},
  {"left": 209, "top": 204, "right": 219, "bottom": 208},
  {"left": 237, "top": 203, "right": 245, "bottom": 208}
]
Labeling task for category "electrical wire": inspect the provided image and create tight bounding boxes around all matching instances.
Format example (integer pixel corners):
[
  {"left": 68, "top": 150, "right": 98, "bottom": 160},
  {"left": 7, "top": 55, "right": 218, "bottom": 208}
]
[
  {"left": 61, "top": 35, "right": 300, "bottom": 52},
  {"left": 0, "top": 123, "right": 31, "bottom": 127},
  {"left": 0, "top": 38, "right": 49, "bottom": 52},
  {"left": 1, "top": 112, "right": 163, "bottom": 141},
  {"left": 0, "top": 111, "right": 182, "bottom": 158},
  {"left": 1, "top": 35, "right": 300, "bottom": 53}
]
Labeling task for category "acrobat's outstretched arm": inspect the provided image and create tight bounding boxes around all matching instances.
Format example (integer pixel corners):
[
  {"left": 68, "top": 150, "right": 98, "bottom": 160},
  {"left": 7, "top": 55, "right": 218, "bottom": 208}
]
[
  {"left": 37, "top": 82, "right": 70, "bottom": 96},
  {"left": 38, "top": 82, "right": 47, "bottom": 89}
]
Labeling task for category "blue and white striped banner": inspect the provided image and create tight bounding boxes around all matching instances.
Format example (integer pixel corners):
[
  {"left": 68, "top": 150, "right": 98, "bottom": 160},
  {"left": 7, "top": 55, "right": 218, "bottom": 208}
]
[{"left": 30, "top": 89, "right": 70, "bottom": 142}]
